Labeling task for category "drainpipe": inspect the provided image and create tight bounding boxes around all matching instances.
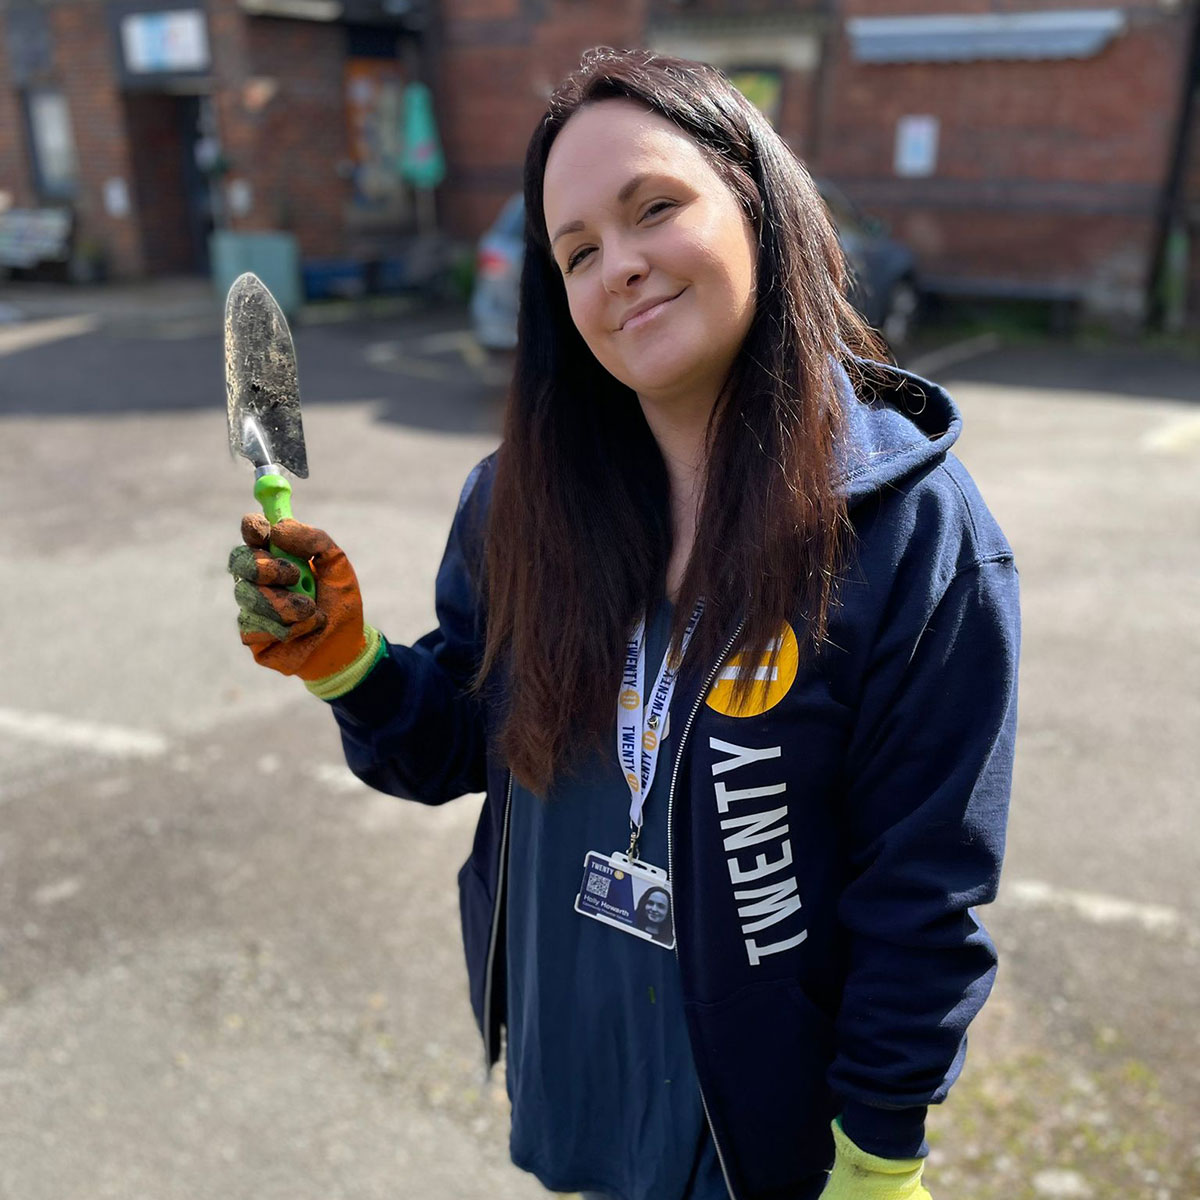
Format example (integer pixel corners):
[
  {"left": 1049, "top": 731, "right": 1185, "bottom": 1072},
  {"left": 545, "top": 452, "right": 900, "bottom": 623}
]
[
  {"left": 806, "top": 0, "right": 840, "bottom": 170},
  {"left": 1146, "top": 0, "right": 1200, "bottom": 330}
]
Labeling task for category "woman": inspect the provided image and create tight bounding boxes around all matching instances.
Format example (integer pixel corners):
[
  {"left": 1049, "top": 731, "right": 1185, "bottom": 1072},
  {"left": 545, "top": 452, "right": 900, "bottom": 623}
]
[
  {"left": 635, "top": 886, "right": 674, "bottom": 946},
  {"left": 229, "top": 48, "right": 1020, "bottom": 1200}
]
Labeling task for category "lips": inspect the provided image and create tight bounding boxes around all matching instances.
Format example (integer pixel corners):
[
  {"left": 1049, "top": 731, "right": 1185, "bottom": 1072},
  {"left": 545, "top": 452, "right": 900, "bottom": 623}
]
[{"left": 619, "top": 289, "right": 685, "bottom": 331}]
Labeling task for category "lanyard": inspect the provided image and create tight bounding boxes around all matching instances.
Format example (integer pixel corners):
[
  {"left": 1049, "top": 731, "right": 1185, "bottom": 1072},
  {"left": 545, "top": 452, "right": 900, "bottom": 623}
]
[{"left": 616, "top": 601, "right": 704, "bottom": 857}]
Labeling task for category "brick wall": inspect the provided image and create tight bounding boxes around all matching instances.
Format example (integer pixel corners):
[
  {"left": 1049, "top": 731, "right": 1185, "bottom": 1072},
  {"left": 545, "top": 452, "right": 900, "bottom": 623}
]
[
  {"left": 205, "top": 0, "right": 352, "bottom": 260},
  {"left": 243, "top": 16, "right": 351, "bottom": 257},
  {"left": 820, "top": 1, "right": 1192, "bottom": 320},
  {"left": 645, "top": 0, "right": 820, "bottom": 16},
  {"left": 434, "top": 0, "right": 846, "bottom": 241},
  {"left": 207, "top": 0, "right": 253, "bottom": 218},
  {"left": 434, "top": 0, "right": 649, "bottom": 238},
  {"left": 0, "top": 0, "right": 147, "bottom": 275},
  {"left": 51, "top": 1, "right": 144, "bottom": 277}
]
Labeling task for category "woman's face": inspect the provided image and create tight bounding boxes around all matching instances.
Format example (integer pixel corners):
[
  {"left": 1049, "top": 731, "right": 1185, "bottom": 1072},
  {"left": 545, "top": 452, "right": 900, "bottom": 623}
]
[
  {"left": 643, "top": 890, "right": 669, "bottom": 925},
  {"left": 542, "top": 98, "right": 758, "bottom": 410}
]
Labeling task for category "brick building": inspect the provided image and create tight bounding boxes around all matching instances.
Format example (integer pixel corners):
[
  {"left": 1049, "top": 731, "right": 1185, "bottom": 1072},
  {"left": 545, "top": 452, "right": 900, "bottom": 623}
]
[
  {"left": 823, "top": 1, "right": 1200, "bottom": 325},
  {"left": 0, "top": 0, "right": 431, "bottom": 278},
  {"left": 433, "top": 0, "right": 1200, "bottom": 327},
  {"left": 433, "top": 0, "right": 832, "bottom": 237},
  {"left": 2, "top": 0, "right": 1198, "bottom": 324}
]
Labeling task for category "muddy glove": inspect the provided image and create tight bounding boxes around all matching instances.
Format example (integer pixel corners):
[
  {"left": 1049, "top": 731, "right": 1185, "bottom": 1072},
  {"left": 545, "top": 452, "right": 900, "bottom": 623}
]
[
  {"left": 819, "top": 1118, "right": 932, "bottom": 1200},
  {"left": 228, "top": 514, "right": 384, "bottom": 699}
]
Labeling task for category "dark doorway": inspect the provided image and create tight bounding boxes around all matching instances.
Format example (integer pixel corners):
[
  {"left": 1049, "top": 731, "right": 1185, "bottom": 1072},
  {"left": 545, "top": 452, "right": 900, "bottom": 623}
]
[{"left": 123, "top": 91, "right": 214, "bottom": 274}]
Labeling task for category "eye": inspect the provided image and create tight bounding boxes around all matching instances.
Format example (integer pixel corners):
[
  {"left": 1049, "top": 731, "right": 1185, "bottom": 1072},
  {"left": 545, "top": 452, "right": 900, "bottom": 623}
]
[
  {"left": 565, "top": 246, "right": 592, "bottom": 274},
  {"left": 641, "top": 200, "right": 674, "bottom": 221}
]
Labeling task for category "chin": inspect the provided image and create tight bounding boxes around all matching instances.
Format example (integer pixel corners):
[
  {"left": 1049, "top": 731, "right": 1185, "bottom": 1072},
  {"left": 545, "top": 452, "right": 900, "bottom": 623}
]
[{"left": 614, "top": 344, "right": 709, "bottom": 399}]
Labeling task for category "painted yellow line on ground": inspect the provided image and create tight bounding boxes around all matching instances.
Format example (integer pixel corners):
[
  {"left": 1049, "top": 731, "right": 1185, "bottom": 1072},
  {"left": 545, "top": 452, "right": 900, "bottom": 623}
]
[
  {"left": 0, "top": 708, "right": 167, "bottom": 759},
  {"left": 0, "top": 314, "right": 101, "bottom": 358}
]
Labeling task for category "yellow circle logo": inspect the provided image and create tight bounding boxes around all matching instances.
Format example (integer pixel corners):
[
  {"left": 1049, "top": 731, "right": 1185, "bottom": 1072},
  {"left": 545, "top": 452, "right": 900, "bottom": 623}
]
[
  {"left": 614, "top": 870, "right": 625, "bottom": 881},
  {"left": 642, "top": 730, "right": 658, "bottom": 752},
  {"left": 705, "top": 622, "right": 800, "bottom": 718},
  {"left": 625, "top": 771, "right": 640, "bottom": 791},
  {"left": 619, "top": 688, "right": 641, "bottom": 712}
]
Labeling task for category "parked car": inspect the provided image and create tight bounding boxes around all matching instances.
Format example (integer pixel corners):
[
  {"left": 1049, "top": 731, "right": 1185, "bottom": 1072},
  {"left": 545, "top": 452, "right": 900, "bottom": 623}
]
[
  {"left": 815, "top": 179, "right": 921, "bottom": 352},
  {"left": 469, "top": 193, "right": 525, "bottom": 351},
  {"left": 470, "top": 183, "right": 920, "bottom": 353}
]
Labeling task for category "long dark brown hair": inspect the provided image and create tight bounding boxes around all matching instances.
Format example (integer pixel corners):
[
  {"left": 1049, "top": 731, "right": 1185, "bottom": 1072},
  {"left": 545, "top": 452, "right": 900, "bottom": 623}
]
[{"left": 478, "top": 48, "right": 885, "bottom": 795}]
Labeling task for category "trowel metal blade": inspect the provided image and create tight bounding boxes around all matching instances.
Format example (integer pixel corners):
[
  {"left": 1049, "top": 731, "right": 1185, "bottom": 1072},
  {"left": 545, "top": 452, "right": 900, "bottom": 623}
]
[{"left": 224, "top": 272, "right": 308, "bottom": 478}]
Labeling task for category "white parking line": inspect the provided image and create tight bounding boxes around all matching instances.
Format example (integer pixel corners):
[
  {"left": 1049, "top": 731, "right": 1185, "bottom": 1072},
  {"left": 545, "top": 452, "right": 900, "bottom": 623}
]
[
  {"left": 1140, "top": 411, "right": 1200, "bottom": 453},
  {"left": 1006, "top": 878, "right": 1188, "bottom": 939},
  {"left": 0, "top": 708, "right": 168, "bottom": 759},
  {"left": 905, "top": 333, "right": 1002, "bottom": 379},
  {"left": 0, "top": 315, "right": 101, "bottom": 358}
]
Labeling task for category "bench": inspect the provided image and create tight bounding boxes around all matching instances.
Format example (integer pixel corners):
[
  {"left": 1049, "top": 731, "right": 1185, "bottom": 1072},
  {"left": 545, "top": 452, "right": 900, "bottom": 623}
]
[
  {"left": 921, "top": 274, "right": 1083, "bottom": 334},
  {"left": 0, "top": 208, "right": 73, "bottom": 274}
]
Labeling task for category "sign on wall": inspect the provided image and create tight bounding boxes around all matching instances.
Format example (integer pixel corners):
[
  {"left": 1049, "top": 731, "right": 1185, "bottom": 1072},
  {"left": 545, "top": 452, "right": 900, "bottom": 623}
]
[
  {"left": 119, "top": 9, "right": 209, "bottom": 74},
  {"left": 894, "top": 115, "right": 939, "bottom": 178}
]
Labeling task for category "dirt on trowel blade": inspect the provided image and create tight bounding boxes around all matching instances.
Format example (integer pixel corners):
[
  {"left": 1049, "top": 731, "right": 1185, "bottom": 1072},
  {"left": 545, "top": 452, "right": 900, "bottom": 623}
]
[{"left": 224, "top": 272, "right": 309, "bottom": 478}]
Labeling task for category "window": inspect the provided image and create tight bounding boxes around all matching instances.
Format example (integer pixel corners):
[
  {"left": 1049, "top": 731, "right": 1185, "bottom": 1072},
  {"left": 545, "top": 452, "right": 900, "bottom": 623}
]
[{"left": 25, "top": 89, "right": 79, "bottom": 199}]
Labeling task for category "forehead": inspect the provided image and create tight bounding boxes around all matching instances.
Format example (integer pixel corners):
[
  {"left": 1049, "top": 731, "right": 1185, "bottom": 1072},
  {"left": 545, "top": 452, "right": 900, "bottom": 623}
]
[{"left": 542, "top": 99, "right": 714, "bottom": 228}]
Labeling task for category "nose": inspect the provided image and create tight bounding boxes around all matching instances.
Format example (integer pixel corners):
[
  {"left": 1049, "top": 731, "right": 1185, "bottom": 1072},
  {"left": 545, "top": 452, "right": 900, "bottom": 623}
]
[{"left": 601, "top": 235, "right": 648, "bottom": 295}]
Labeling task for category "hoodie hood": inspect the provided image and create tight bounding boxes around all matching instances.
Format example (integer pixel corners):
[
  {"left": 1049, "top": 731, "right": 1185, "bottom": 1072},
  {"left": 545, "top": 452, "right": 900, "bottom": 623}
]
[{"left": 833, "top": 357, "right": 962, "bottom": 506}]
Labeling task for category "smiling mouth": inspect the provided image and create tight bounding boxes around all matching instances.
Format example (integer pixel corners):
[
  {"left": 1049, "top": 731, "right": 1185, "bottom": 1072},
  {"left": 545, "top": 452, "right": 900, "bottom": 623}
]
[{"left": 621, "top": 290, "right": 684, "bottom": 332}]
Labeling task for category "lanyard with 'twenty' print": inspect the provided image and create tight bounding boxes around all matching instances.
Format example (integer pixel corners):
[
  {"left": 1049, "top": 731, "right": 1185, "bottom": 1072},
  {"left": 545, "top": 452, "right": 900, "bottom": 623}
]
[{"left": 615, "top": 600, "right": 704, "bottom": 859}]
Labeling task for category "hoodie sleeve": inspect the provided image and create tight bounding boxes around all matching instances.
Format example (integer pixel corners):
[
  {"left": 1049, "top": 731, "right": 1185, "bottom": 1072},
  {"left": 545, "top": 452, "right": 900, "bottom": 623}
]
[
  {"left": 829, "top": 553, "right": 1020, "bottom": 1159},
  {"left": 327, "top": 459, "right": 493, "bottom": 805}
]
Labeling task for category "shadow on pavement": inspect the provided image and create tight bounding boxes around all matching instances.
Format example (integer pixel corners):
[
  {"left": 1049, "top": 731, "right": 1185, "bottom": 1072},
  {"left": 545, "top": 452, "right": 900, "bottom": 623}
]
[
  {"left": 3, "top": 311, "right": 1193, "bottom": 430},
  {"left": 928, "top": 341, "right": 1200, "bottom": 406},
  {"left": 0, "top": 308, "right": 508, "bottom": 437}
]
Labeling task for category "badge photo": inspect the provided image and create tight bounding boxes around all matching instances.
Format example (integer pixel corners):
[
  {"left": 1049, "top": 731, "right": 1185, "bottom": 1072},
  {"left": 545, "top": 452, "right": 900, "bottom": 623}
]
[{"left": 575, "top": 851, "right": 676, "bottom": 950}]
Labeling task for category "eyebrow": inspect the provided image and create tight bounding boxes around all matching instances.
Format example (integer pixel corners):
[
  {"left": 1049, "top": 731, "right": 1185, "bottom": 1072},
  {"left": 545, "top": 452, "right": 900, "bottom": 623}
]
[{"left": 549, "top": 172, "right": 653, "bottom": 247}]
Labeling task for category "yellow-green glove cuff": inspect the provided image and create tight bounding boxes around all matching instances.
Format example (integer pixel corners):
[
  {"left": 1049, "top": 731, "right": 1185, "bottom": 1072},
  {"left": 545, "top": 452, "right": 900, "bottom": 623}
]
[
  {"left": 304, "top": 624, "right": 385, "bottom": 700},
  {"left": 821, "top": 1118, "right": 931, "bottom": 1200}
]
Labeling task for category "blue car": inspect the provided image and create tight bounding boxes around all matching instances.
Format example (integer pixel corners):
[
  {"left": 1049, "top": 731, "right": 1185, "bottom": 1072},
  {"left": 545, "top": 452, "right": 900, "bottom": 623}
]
[
  {"left": 470, "top": 193, "right": 525, "bottom": 352},
  {"left": 816, "top": 179, "right": 920, "bottom": 352},
  {"left": 470, "top": 183, "right": 920, "bottom": 353}
]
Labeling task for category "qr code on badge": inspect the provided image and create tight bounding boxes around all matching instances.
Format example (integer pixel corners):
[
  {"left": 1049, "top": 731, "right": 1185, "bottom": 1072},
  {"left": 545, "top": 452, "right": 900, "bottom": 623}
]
[{"left": 585, "top": 873, "right": 610, "bottom": 899}]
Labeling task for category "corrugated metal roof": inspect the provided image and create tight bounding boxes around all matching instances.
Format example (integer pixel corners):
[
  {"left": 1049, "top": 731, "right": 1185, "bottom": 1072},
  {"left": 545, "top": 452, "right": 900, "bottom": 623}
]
[{"left": 847, "top": 9, "right": 1128, "bottom": 64}]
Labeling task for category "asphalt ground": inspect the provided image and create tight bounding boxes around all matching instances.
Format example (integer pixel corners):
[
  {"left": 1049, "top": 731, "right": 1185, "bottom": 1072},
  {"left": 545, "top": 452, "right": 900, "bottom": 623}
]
[{"left": 0, "top": 299, "right": 1197, "bottom": 1200}]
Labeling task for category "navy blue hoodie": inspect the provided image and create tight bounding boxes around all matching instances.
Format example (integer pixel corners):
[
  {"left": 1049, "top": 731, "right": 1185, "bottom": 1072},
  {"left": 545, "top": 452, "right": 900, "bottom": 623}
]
[{"left": 328, "top": 358, "right": 1020, "bottom": 1200}]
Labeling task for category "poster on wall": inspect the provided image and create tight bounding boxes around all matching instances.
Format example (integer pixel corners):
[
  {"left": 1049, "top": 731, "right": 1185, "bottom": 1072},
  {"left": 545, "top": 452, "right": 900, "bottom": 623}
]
[
  {"left": 726, "top": 69, "right": 783, "bottom": 128},
  {"left": 344, "top": 59, "right": 408, "bottom": 211}
]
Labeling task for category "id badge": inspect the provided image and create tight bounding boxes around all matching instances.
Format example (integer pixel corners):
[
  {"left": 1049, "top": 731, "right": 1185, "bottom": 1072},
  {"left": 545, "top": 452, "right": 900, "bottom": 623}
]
[{"left": 574, "top": 851, "right": 676, "bottom": 950}]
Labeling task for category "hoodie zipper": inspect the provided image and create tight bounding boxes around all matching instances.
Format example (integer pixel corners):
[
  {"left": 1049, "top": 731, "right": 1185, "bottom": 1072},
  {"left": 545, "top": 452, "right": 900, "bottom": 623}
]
[
  {"left": 667, "top": 620, "right": 744, "bottom": 1200},
  {"left": 482, "top": 624, "right": 743, "bottom": 1190},
  {"left": 481, "top": 771, "right": 514, "bottom": 1070}
]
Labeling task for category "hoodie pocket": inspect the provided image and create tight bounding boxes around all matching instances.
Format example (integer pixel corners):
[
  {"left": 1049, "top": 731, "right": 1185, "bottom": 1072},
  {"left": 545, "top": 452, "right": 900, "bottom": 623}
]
[{"left": 685, "top": 981, "right": 839, "bottom": 1198}]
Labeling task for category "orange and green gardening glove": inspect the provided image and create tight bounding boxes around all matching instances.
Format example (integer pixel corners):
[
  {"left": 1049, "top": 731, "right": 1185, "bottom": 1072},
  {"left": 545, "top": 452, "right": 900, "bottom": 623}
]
[
  {"left": 228, "top": 514, "right": 384, "bottom": 700},
  {"left": 819, "top": 1118, "right": 933, "bottom": 1200}
]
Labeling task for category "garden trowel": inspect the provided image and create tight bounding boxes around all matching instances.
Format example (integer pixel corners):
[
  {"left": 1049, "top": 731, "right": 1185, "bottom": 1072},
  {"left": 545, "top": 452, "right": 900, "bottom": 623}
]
[{"left": 224, "top": 272, "right": 316, "bottom": 598}]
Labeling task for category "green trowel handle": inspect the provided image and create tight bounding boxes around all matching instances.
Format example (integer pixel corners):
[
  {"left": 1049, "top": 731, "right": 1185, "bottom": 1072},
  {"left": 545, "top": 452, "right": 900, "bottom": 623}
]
[{"left": 253, "top": 473, "right": 317, "bottom": 600}]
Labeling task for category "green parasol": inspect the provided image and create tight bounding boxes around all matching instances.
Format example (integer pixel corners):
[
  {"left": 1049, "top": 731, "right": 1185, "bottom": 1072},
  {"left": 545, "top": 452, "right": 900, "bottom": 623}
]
[{"left": 400, "top": 82, "right": 445, "bottom": 190}]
